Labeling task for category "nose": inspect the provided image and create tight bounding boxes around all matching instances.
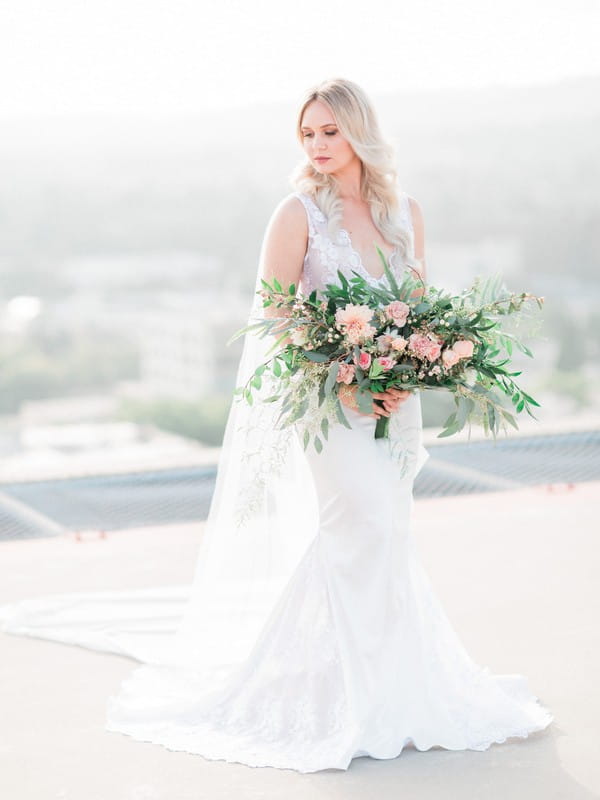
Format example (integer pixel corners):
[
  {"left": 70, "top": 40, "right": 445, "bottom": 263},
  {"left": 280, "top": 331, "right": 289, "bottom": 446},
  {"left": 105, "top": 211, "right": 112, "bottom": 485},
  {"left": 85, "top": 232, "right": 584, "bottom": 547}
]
[{"left": 312, "top": 133, "right": 328, "bottom": 151}]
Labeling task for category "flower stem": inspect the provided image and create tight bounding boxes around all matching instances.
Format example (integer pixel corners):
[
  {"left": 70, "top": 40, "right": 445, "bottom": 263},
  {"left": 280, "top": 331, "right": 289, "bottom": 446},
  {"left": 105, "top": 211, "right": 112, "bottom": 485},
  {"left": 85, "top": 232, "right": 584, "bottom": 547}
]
[{"left": 374, "top": 413, "right": 390, "bottom": 439}]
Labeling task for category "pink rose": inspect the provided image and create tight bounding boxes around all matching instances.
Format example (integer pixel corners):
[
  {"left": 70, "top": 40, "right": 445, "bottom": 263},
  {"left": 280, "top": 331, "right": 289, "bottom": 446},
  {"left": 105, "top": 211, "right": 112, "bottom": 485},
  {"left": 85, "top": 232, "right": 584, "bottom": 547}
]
[
  {"left": 426, "top": 341, "right": 442, "bottom": 361},
  {"left": 452, "top": 339, "right": 474, "bottom": 359},
  {"left": 441, "top": 348, "right": 460, "bottom": 368},
  {"left": 408, "top": 333, "right": 423, "bottom": 358},
  {"left": 377, "top": 356, "right": 395, "bottom": 371},
  {"left": 353, "top": 350, "right": 372, "bottom": 370},
  {"left": 408, "top": 332, "right": 442, "bottom": 362},
  {"left": 384, "top": 300, "right": 410, "bottom": 327},
  {"left": 336, "top": 363, "right": 356, "bottom": 384}
]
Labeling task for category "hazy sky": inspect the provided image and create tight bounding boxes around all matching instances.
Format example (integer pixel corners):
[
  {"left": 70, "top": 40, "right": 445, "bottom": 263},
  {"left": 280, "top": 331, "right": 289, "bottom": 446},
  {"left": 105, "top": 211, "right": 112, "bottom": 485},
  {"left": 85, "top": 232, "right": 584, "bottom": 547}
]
[{"left": 1, "top": 0, "right": 599, "bottom": 116}]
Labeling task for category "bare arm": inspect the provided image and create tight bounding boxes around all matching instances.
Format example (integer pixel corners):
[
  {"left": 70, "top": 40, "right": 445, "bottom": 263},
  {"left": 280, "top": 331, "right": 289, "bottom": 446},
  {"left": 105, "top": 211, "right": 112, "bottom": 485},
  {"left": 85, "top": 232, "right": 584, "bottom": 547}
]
[{"left": 257, "top": 195, "right": 308, "bottom": 345}]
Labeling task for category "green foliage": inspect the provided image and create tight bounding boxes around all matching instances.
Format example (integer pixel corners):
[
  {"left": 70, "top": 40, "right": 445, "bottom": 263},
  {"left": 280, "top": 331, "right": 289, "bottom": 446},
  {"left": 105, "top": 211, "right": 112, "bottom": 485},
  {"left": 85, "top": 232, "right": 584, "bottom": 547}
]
[
  {"left": 116, "top": 393, "right": 232, "bottom": 446},
  {"left": 228, "top": 259, "right": 546, "bottom": 447},
  {"left": 0, "top": 328, "right": 139, "bottom": 414},
  {"left": 537, "top": 367, "right": 591, "bottom": 408}
]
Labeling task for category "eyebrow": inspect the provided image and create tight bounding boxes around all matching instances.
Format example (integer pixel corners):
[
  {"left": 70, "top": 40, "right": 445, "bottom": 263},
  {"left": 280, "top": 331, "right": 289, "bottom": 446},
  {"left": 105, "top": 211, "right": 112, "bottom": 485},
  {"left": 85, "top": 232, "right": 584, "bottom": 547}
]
[{"left": 300, "top": 123, "right": 337, "bottom": 130}]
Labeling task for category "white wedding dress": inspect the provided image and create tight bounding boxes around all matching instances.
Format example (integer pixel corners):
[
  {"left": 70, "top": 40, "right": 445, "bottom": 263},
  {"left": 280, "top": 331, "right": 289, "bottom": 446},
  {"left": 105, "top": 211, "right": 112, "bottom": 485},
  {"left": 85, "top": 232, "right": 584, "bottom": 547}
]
[{"left": 0, "top": 190, "right": 553, "bottom": 773}]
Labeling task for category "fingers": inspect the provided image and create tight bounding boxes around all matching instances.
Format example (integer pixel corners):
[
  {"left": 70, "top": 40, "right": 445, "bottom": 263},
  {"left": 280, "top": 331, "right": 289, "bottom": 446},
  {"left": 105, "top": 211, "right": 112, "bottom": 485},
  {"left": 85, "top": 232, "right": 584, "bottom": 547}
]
[
  {"left": 379, "top": 389, "right": 411, "bottom": 414},
  {"left": 343, "top": 387, "right": 410, "bottom": 418},
  {"left": 371, "top": 400, "right": 390, "bottom": 418},
  {"left": 372, "top": 391, "right": 410, "bottom": 416},
  {"left": 371, "top": 389, "right": 411, "bottom": 400}
]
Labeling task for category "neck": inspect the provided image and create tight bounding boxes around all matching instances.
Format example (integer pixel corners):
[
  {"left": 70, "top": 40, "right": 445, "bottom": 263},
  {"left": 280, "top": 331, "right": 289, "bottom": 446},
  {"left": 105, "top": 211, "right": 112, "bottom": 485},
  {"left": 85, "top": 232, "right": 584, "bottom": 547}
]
[{"left": 332, "top": 157, "right": 363, "bottom": 201}]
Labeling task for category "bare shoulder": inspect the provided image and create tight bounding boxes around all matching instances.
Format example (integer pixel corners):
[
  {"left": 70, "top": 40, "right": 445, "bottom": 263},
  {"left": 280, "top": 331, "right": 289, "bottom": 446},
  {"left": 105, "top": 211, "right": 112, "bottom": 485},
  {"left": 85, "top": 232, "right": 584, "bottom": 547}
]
[
  {"left": 262, "top": 192, "right": 308, "bottom": 252},
  {"left": 267, "top": 192, "right": 308, "bottom": 235},
  {"left": 259, "top": 192, "right": 308, "bottom": 288}
]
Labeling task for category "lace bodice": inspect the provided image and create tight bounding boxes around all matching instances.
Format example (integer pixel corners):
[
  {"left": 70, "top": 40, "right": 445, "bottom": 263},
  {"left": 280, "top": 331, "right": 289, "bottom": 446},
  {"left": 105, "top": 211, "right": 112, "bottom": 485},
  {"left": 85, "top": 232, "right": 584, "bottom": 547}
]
[{"left": 293, "top": 191, "right": 414, "bottom": 297}]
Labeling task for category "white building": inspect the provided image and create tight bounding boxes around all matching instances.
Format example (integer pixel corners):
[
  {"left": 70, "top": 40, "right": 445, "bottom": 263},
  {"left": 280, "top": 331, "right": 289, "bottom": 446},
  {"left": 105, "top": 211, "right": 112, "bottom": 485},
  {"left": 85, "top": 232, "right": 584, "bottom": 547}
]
[{"left": 133, "top": 290, "right": 248, "bottom": 398}]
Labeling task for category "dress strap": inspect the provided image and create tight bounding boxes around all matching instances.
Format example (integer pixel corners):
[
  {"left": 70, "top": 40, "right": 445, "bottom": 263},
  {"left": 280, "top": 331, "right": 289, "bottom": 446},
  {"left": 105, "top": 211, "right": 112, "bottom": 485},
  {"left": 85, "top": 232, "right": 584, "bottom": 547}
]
[
  {"left": 292, "top": 192, "right": 325, "bottom": 239},
  {"left": 400, "top": 192, "right": 413, "bottom": 232}
]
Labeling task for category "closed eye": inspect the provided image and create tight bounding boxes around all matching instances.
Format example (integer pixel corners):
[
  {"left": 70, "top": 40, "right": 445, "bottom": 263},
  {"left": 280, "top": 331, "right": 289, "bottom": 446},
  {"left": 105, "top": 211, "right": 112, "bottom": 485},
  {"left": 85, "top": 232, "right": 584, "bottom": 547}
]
[{"left": 302, "top": 131, "right": 337, "bottom": 137}]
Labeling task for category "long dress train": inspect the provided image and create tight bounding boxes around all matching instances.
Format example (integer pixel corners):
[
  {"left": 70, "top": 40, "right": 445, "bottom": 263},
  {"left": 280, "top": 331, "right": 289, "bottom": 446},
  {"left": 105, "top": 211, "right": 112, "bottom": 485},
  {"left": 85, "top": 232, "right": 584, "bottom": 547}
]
[{"left": 0, "top": 190, "right": 553, "bottom": 773}]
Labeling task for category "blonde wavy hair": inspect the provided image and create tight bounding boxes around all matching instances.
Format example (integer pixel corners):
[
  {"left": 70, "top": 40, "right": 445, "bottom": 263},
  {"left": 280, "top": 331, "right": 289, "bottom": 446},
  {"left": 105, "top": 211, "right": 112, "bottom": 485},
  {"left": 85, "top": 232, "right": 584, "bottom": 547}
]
[{"left": 288, "top": 77, "right": 417, "bottom": 270}]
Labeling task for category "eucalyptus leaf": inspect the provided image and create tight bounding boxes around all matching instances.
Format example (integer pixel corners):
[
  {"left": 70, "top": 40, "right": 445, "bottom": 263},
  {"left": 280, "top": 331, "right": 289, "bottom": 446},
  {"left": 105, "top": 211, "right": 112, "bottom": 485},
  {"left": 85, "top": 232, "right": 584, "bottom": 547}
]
[
  {"left": 356, "top": 389, "right": 373, "bottom": 415},
  {"left": 335, "top": 399, "right": 353, "bottom": 429},
  {"left": 442, "top": 411, "right": 457, "bottom": 428},
  {"left": 324, "top": 361, "right": 340, "bottom": 394},
  {"left": 318, "top": 380, "right": 327, "bottom": 407},
  {"left": 437, "top": 420, "right": 461, "bottom": 438},
  {"left": 500, "top": 409, "right": 519, "bottom": 429}
]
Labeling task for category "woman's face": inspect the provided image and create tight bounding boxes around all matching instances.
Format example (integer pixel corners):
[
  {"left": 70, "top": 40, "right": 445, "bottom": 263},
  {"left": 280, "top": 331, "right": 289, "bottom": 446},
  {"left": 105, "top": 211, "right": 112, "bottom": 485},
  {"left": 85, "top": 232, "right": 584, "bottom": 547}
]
[{"left": 300, "top": 100, "right": 359, "bottom": 175}]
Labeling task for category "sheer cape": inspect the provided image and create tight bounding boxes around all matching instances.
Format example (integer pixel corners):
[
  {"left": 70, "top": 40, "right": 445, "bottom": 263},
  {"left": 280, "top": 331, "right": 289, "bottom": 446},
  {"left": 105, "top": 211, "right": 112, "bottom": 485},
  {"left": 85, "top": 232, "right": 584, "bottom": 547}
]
[{"left": 0, "top": 189, "right": 426, "bottom": 687}]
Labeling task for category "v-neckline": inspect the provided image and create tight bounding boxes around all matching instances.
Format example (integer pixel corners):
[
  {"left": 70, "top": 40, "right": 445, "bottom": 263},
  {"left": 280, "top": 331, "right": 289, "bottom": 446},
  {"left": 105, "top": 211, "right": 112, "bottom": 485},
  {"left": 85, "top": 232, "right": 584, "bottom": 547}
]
[
  {"left": 300, "top": 192, "right": 399, "bottom": 283},
  {"left": 338, "top": 226, "right": 398, "bottom": 283}
]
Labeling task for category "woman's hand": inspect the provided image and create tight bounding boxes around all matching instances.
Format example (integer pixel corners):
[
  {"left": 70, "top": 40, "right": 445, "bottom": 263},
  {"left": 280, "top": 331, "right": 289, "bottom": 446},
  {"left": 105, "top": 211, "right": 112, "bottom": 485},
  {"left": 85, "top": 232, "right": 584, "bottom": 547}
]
[
  {"left": 338, "top": 385, "right": 411, "bottom": 418},
  {"left": 372, "top": 387, "right": 412, "bottom": 416}
]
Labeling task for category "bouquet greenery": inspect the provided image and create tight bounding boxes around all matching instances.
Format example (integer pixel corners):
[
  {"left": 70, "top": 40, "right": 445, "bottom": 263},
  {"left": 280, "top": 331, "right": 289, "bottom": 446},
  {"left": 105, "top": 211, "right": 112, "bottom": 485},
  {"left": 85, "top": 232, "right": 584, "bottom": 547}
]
[{"left": 229, "top": 248, "right": 544, "bottom": 454}]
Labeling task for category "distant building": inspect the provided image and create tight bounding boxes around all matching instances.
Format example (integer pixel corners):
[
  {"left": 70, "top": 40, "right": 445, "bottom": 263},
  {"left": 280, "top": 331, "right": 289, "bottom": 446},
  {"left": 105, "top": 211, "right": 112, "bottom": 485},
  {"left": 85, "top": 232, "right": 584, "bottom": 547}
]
[
  {"left": 133, "top": 291, "right": 248, "bottom": 399},
  {"left": 42, "top": 251, "right": 252, "bottom": 399}
]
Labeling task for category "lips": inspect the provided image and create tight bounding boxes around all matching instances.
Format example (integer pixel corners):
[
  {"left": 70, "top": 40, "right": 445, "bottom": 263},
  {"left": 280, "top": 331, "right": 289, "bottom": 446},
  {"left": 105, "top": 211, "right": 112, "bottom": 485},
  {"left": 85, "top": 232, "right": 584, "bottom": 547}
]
[{"left": 315, "top": 157, "right": 330, "bottom": 162}]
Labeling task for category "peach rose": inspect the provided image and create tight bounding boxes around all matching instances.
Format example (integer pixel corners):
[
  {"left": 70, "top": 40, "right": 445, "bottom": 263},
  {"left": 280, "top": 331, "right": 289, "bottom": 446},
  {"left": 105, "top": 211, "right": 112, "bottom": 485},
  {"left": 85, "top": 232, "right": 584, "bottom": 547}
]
[
  {"left": 384, "top": 300, "right": 410, "bottom": 327},
  {"left": 452, "top": 339, "right": 474, "bottom": 359},
  {"left": 334, "top": 303, "right": 376, "bottom": 345},
  {"left": 441, "top": 348, "right": 460, "bottom": 368},
  {"left": 336, "top": 363, "right": 356, "bottom": 384},
  {"left": 426, "top": 341, "right": 442, "bottom": 361},
  {"left": 391, "top": 336, "right": 407, "bottom": 352}
]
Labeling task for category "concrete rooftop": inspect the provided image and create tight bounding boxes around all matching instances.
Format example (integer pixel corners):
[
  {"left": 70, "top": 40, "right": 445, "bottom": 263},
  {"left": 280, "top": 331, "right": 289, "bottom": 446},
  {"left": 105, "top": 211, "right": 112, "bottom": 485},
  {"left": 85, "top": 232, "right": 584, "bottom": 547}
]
[{"left": 0, "top": 481, "right": 598, "bottom": 799}]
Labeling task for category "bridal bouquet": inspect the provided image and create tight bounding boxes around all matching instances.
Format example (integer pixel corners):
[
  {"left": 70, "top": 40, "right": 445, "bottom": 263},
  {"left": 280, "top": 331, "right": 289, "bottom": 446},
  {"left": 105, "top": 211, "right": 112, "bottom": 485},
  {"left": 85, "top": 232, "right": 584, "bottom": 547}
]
[{"left": 229, "top": 248, "right": 544, "bottom": 454}]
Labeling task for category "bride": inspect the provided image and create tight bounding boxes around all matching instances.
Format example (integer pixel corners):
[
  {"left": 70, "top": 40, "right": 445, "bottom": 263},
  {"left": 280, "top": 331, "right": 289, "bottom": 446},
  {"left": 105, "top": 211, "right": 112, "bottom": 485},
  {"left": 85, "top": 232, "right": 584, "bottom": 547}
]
[{"left": 0, "top": 77, "right": 553, "bottom": 773}]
